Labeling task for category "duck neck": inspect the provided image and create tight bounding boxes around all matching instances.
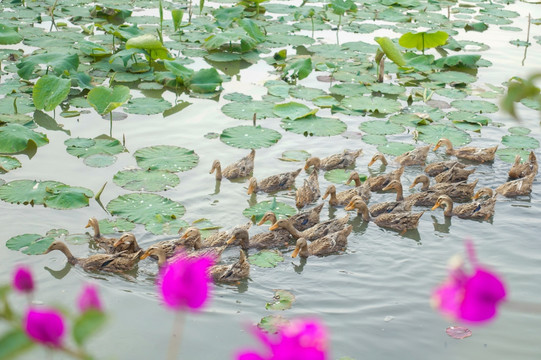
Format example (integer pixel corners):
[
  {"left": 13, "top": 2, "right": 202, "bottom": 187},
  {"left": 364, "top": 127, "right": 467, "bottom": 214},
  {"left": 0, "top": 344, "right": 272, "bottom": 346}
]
[
  {"left": 282, "top": 221, "right": 303, "bottom": 239},
  {"left": 394, "top": 184, "right": 404, "bottom": 201},
  {"left": 214, "top": 163, "right": 222, "bottom": 181},
  {"left": 156, "top": 250, "right": 168, "bottom": 268},
  {"left": 59, "top": 244, "right": 78, "bottom": 265},
  {"left": 90, "top": 220, "right": 101, "bottom": 239},
  {"left": 358, "top": 204, "right": 370, "bottom": 222},
  {"left": 298, "top": 241, "right": 310, "bottom": 257},
  {"left": 442, "top": 200, "right": 453, "bottom": 217},
  {"left": 443, "top": 139, "right": 454, "bottom": 155},
  {"left": 417, "top": 176, "right": 430, "bottom": 191}
]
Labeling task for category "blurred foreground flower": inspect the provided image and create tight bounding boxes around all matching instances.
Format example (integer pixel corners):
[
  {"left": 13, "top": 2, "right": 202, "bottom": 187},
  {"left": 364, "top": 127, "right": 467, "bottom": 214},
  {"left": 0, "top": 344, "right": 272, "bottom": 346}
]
[
  {"left": 432, "top": 240, "right": 507, "bottom": 324},
  {"left": 12, "top": 265, "right": 34, "bottom": 294},
  {"left": 23, "top": 307, "right": 66, "bottom": 348},
  {"left": 77, "top": 284, "right": 103, "bottom": 313},
  {"left": 236, "top": 318, "right": 328, "bottom": 360}
]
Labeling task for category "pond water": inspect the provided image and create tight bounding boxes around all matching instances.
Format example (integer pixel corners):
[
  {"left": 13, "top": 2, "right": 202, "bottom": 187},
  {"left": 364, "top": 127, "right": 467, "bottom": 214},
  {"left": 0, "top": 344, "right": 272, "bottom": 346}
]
[{"left": 1, "top": 0, "right": 541, "bottom": 359}]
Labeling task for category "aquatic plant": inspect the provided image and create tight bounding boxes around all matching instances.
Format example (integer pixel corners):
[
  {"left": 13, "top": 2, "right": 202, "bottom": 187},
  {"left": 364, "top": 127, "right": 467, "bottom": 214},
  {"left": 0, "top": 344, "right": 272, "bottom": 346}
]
[{"left": 12, "top": 266, "right": 34, "bottom": 294}]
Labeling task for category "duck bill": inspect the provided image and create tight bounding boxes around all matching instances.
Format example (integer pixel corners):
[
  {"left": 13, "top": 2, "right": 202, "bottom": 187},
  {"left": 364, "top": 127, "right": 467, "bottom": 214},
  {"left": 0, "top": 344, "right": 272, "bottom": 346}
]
[
  {"left": 180, "top": 232, "right": 189, "bottom": 239},
  {"left": 113, "top": 239, "right": 123, "bottom": 247},
  {"left": 256, "top": 217, "right": 268, "bottom": 226},
  {"left": 344, "top": 203, "right": 354, "bottom": 211},
  {"left": 433, "top": 142, "right": 441, "bottom": 151},
  {"left": 269, "top": 223, "right": 279, "bottom": 231},
  {"left": 322, "top": 190, "right": 329, "bottom": 200},
  {"left": 291, "top": 247, "right": 300, "bottom": 258},
  {"left": 140, "top": 251, "right": 150, "bottom": 260},
  {"left": 367, "top": 158, "right": 376, "bottom": 166},
  {"left": 84, "top": 222, "right": 91, "bottom": 228},
  {"left": 226, "top": 235, "right": 236, "bottom": 245},
  {"left": 472, "top": 193, "right": 480, "bottom": 200},
  {"left": 247, "top": 183, "right": 255, "bottom": 195},
  {"left": 431, "top": 203, "right": 440, "bottom": 211}
]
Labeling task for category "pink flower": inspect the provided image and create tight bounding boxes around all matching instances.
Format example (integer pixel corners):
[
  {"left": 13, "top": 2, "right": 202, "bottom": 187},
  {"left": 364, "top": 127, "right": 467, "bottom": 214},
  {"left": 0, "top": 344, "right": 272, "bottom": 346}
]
[
  {"left": 432, "top": 240, "right": 507, "bottom": 324},
  {"left": 236, "top": 318, "right": 328, "bottom": 360},
  {"left": 12, "top": 266, "right": 34, "bottom": 294},
  {"left": 23, "top": 307, "right": 66, "bottom": 348},
  {"left": 158, "top": 251, "right": 213, "bottom": 311},
  {"left": 77, "top": 284, "right": 103, "bottom": 312}
]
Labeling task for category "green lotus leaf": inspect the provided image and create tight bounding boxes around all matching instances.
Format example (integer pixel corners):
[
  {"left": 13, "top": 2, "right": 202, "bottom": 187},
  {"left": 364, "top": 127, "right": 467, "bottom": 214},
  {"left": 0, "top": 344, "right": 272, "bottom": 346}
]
[
  {"left": 453, "top": 121, "right": 481, "bottom": 133},
  {"left": 87, "top": 86, "right": 131, "bottom": 115},
  {"left": 369, "top": 83, "right": 406, "bottom": 95},
  {"left": 446, "top": 111, "right": 489, "bottom": 125},
  {"left": 281, "top": 116, "right": 347, "bottom": 137},
  {"left": 399, "top": 31, "right": 449, "bottom": 51},
  {"left": 266, "top": 34, "right": 315, "bottom": 47},
  {"left": 249, "top": 250, "right": 284, "bottom": 268},
  {"left": 126, "top": 34, "right": 171, "bottom": 60},
  {"left": 435, "top": 88, "right": 468, "bottom": 99},
  {"left": 330, "top": 83, "right": 370, "bottom": 97},
  {"left": 0, "top": 97, "right": 35, "bottom": 115},
  {"left": 521, "top": 97, "right": 541, "bottom": 111},
  {"left": 83, "top": 154, "right": 117, "bottom": 168},
  {"left": 32, "top": 75, "right": 71, "bottom": 112},
  {"left": 279, "top": 150, "right": 311, "bottom": 162},
  {"left": 273, "top": 102, "right": 317, "bottom": 120},
  {"left": 341, "top": 96, "right": 401, "bottom": 114},
  {"left": 501, "top": 135, "right": 539, "bottom": 149},
  {"left": 0, "top": 180, "right": 62, "bottom": 205},
  {"left": 96, "top": 218, "right": 136, "bottom": 235},
  {"left": 324, "top": 169, "right": 366, "bottom": 185},
  {"left": 362, "top": 134, "right": 388, "bottom": 145},
  {"left": 0, "top": 24, "right": 23, "bottom": 45},
  {"left": 289, "top": 86, "right": 326, "bottom": 101},
  {"left": 377, "top": 142, "right": 415, "bottom": 156},
  {"left": 16, "top": 53, "right": 79, "bottom": 80},
  {"left": 0, "top": 156, "right": 21, "bottom": 172},
  {"left": 375, "top": 37, "right": 406, "bottom": 66},
  {"left": 205, "top": 52, "right": 242, "bottom": 62},
  {"left": 220, "top": 125, "right": 282, "bottom": 149},
  {"left": 388, "top": 114, "right": 427, "bottom": 127},
  {"left": 428, "top": 71, "right": 477, "bottom": 84},
  {"left": 265, "top": 289, "right": 295, "bottom": 311},
  {"left": 258, "top": 315, "right": 290, "bottom": 334},
  {"left": 360, "top": 120, "right": 405, "bottom": 135},
  {"left": 283, "top": 57, "right": 312, "bottom": 81},
  {"left": 312, "top": 96, "right": 339, "bottom": 108},
  {"left": 496, "top": 148, "right": 531, "bottom": 164},
  {"left": 145, "top": 217, "right": 189, "bottom": 235},
  {"left": 134, "top": 145, "right": 199, "bottom": 172},
  {"left": 451, "top": 99, "right": 498, "bottom": 113},
  {"left": 243, "top": 198, "right": 296, "bottom": 222},
  {"left": 65, "top": 137, "right": 125, "bottom": 158},
  {"left": 434, "top": 55, "right": 481, "bottom": 68},
  {"left": 188, "top": 68, "right": 223, "bottom": 94},
  {"left": 43, "top": 185, "right": 94, "bottom": 210},
  {"left": 408, "top": 105, "right": 445, "bottom": 121},
  {"left": 78, "top": 40, "right": 110, "bottom": 57},
  {"left": 0, "top": 124, "right": 49, "bottom": 154},
  {"left": 6, "top": 233, "right": 54, "bottom": 255},
  {"left": 223, "top": 93, "right": 253, "bottom": 102},
  {"left": 417, "top": 124, "right": 471, "bottom": 146},
  {"left": 508, "top": 126, "right": 531, "bottom": 136},
  {"left": 107, "top": 193, "right": 186, "bottom": 225},
  {"left": 222, "top": 101, "right": 275, "bottom": 120},
  {"left": 124, "top": 97, "right": 172, "bottom": 115},
  {"left": 113, "top": 169, "right": 180, "bottom": 192}
]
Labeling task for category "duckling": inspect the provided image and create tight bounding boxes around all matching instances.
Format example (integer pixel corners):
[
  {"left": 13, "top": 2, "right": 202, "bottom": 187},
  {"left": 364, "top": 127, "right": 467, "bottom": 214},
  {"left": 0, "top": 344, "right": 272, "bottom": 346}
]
[
  {"left": 304, "top": 149, "right": 362, "bottom": 171},
  {"left": 424, "top": 160, "right": 466, "bottom": 177},
  {"left": 227, "top": 227, "right": 289, "bottom": 250},
  {"left": 85, "top": 217, "right": 119, "bottom": 253},
  {"left": 44, "top": 240, "right": 141, "bottom": 272},
  {"left": 366, "top": 166, "right": 405, "bottom": 192},
  {"left": 112, "top": 233, "right": 142, "bottom": 254},
  {"left": 431, "top": 194, "right": 495, "bottom": 220},
  {"left": 345, "top": 172, "right": 371, "bottom": 203},
  {"left": 247, "top": 168, "right": 301, "bottom": 195},
  {"left": 409, "top": 174, "right": 478, "bottom": 204},
  {"left": 395, "top": 145, "right": 431, "bottom": 166},
  {"left": 434, "top": 163, "right": 476, "bottom": 183},
  {"left": 368, "top": 181, "right": 414, "bottom": 217},
  {"left": 433, "top": 138, "right": 498, "bottom": 163},
  {"left": 210, "top": 249, "right": 250, "bottom": 283},
  {"left": 345, "top": 197, "right": 424, "bottom": 232},
  {"left": 209, "top": 149, "right": 255, "bottom": 180},
  {"left": 322, "top": 184, "right": 367, "bottom": 207},
  {"left": 490, "top": 173, "right": 535, "bottom": 197},
  {"left": 269, "top": 214, "right": 350, "bottom": 241},
  {"left": 291, "top": 225, "right": 353, "bottom": 258},
  {"left": 508, "top": 151, "right": 538, "bottom": 179},
  {"left": 295, "top": 170, "right": 320, "bottom": 208}
]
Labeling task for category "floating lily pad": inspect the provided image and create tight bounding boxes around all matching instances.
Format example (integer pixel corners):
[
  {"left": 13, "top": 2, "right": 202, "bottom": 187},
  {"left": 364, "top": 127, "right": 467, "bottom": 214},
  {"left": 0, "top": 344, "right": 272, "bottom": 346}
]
[
  {"left": 341, "top": 96, "right": 401, "bottom": 114},
  {"left": 65, "top": 137, "right": 125, "bottom": 158},
  {"left": 362, "top": 134, "right": 388, "bottom": 145},
  {"left": 249, "top": 250, "right": 284, "bottom": 268},
  {"left": 0, "top": 180, "right": 92, "bottom": 209},
  {"left": 330, "top": 83, "right": 370, "bottom": 97},
  {"left": 0, "top": 24, "right": 23, "bottom": 45},
  {"left": 221, "top": 101, "right": 275, "bottom": 120},
  {"left": 145, "top": 217, "right": 189, "bottom": 235},
  {"left": 324, "top": 169, "right": 366, "bottom": 184},
  {"left": 451, "top": 99, "right": 498, "bottom": 113},
  {"left": 501, "top": 135, "right": 539, "bottom": 149},
  {"left": 124, "top": 97, "right": 172, "bottom": 115},
  {"left": 279, "top": 150, "right": 311, "bottom": 162},
  {"left": 0, "top": 156, "right": 21, "bottom": 172},
  {"left": 360, "top": 120, "right": 405, "bottom": 135},
  {"left": 0, "top": 124, "right": 49, "bottom": 154},
  {"left": 312, "top": 96, "right": 339, "bottom": 108},
  {"left": 508, "top": 126, "right": 531, "bottom": 136},
  {"left": 32, "top": 75, "right": 71, "bottom": 112},
  {"left": 369, "top": 83, "right": 406, "bottom": 95},
  {"left": 273, "top": 102, "right": 317, "bottom": 120},
  {"left": 223, "top": 93, "right": 253, "bottom": 102},
  {"left": 496, "top": 148, "right": 531, "bottom": 163},
  {"left": 446, "top": 111, "right": 490, "bottom": 125},
  {"left": 417, "top": 124, "right": 471, "bottom": 146},
  {"left": 377, "top": 142, "right": 415, "bottom": 156},
  {"left": 265, "top": 289, "right": 295, "bottom": 311},
  {"left": 6, "top": 234, "right": 54, "bottom": 255},
  {"left": 83, "top": 154, "right": 117, "bottom": 168},
  {"left": 399, "top": 31, "right": 449, "bottom": 51},
  {"left": 428, "top": 71, "right": 477, "bottom": 84},
  {"left": 44, "top": 185, "right": 94, "bottom": 210},
  {"left": 258, "top": 315, "right": 290, "bottom": 334},
  {"left": 281, "top": 116, "right": 347, "bottom": 137},
  {"left": 97, "top": 218, "right": 136, "bottom": 235},
  {"left": 87, "top": 85, "right": 131, "bottom": 115},
  {"left": 453, "top": 121, "right": 481, "bottom": 132},
  {"left": 134, "top": 145, "right": 199, "bottom": 172},
  {"left": 289, "top": 86, "right": 326, "bottom": 101},
  {"left": 107, "top": 193, "right": 186, "bottom": 225},
  {"left": 16, "top": 53, "right": 79, "bottom": 80},
  {"left": 188, "top": 68, "right": 223, "bottom": 94},
  {"left": 243, "top": 198, "right": 297, "bottom": 222},
  {"left": 389, "top": 113, "right": 427, "bottom": 127},
  {"left": 113, "top": 169, "right": 180, "bottom": 192},
  {"left": 220, "top": 125, "right": 282, "bottom": 149}
]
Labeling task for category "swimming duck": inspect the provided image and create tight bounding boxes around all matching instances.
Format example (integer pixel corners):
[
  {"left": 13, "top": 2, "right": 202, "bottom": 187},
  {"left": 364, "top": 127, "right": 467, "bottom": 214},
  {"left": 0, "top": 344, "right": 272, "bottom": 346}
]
[
  {"left": 431, "top": 194, "right": 495, "bottom": 220},
  {"left": 508, "top": 151, "right": 538, "bottom": 179},
  {"left": 295, "top": 170, "right": 320, "bottom": 208},
  {"left": 366, "top": 166, "right": 405, "bottom": 192},
  {"left": 484, "top": 173, "right": 535, "bottom": 198},
  {"left": 434, "top": 163, "right": 476, "bottom": 184},
  {"left": 291, "top": 225, "right": 353, "bottom": 258},
  {"left": 227, "top": 227, "right": 290, "bottom": 250},
  {"left": 112, "top": 233, "right": 142, "bottom": 254},
  {"left": 210, "top": 249, "right": 250, "bottom": 283},
  {"left": 258, "top": 204, "right": 325, "bottom": 231},
  {"left": 424, "top": 160, "right": 467, "bottom": 177},
  {"left": 181, "top": 223, "right": 252, "bottom": 249},
  {"left": 44, "top": 240, "right": 141, "bottom": 272},
  {"left": 345, "top": 197, "right": 424, "bottom": 232},
  {"left": 304, "top": 149, "right": 362, "bottom": 171},
  {"left": 395, "top": 145, "right": 431, "bottom": 166},
  {"left": 368, "top": 180, "right": 414, "bottom": 217},
  {"left": 209, "top": 149, "right": 255, "bottom": 180},
  {"left": 345, "top": 172, "right": 371, "bottom": 203},
  {"left": 85, "top": 217, "right": 119, "bottom": 253},
  {"left": 433, "top": 138, "right": 498, "bottom": 163},
  {"left": 269, "top": 214, "right": 350, "bottom": 241},
  {"left": 409, "top": 174, "right": 478, "bottom": 204},
  {"left": 247, "top": 168, "right": 301, "bottom": 195},
  {"left": 322, "top": 184, "right": 368, "bottom": 207}
]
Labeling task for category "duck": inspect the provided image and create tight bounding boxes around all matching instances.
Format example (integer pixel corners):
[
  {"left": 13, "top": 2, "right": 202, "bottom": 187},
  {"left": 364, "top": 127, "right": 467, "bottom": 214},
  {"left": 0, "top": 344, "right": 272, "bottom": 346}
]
[
  {"left": 44, "top": 240, "right": 141, "bottom": 272},
  {"left": 291, "top": 225, "right": 353, "bottom": 258},
  {"left": 345, "top": 197, "right": 424, "bottom": 232},
  {"left": 112, "top": 233, "right": 142, "bottom": 254},
  {"left": 247, "top": 168, "right": 301, "bottom": 195},
  {"left": 484, "top": 173, "right": 535, "bottom": 198},
  {"left": 345, "top": 172, "right": 371, "bottom": 203},
  {"left": 424, "top": 160, "right": 466, "bottom": 177},
  {"left": 433, "top": 138, "right": 498, "bottom": 163},
  {"left": 258, "top": 204, "right": 325, "bottom": 231},
  {"left": 434, "top": 163, "right": 476, "bottom": 183},
  {"left": 366, "top": 166, "right": 405, "bottom": 192},
  {"left": 295, "top": 170, "right": 320, "bottom": 208},
  {"left": 85, "top": 217, "right": 119, "bottom": 253},
  {"left": 182, "top": 223, "right": 252, "bottom": 249},
  {"left": 368, "top": 181, "right": 414, "bottom": 217},
  {"left": 431, "top": 194, "right": 496, "bottom": 220},
  {"left": 304, "top": 149, "right": 362, "bottom": 171},
  {"left": 210, "top": 249, "right": 250, "bottom": 283},
  {"left": 179, "top": 227, "right": 228, "bottom": 260},
  {"left": 508, "top": 151, "right": 538, "bottom": 179},
  {"left": 322, "top": 184, "right": 368, "bottom": 207},
  {"left": 227, "top": 227, "right": 290, "bottom": 250},
  {"left": 269, "top": 214, "right": 350, "bottom": 241},
  {"left": 209, "top": 149, "right": 255, "bottom": 180},
  {"left": 395, "top": 145, "right": 431, "bottom": 166},
  {"left": 409, "top": 174, "right": 478, "bottom": 204}
]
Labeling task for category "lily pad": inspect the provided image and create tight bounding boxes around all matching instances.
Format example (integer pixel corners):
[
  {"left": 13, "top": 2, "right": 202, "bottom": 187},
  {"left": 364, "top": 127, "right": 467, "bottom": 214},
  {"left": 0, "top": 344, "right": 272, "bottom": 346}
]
[
  {"left": 496, "top": 148, "right": 531, "bottom": 163},
  {"left": 0, "top": 156, "right": 21, "bottom": 172},
  {"left": 265, "top": 289, "right": 295, "bottom": 311},
  {"left": 113, "top": 169, "right": 180, "bottom": 192},
  {"left": 6, "top": 234, "right": 54, "bottom": 255},
  {"left": 360, "top": 120, "right": 405, "bottom": 135},
  {"left": 0, "top": 180, "right": 92, "bottom": 209},
  {"left": 145, "top": 217, "right": 190, "bottom": 235},
  {"left": 221, "top": 101, "right": 275, "bottom": 120},
  {"left": 134, "top": 145, "right": 199, "bottom": 172},
  {"left": 446, "top": 111, "right": 490, "bottom": 125},
  {"left": 428, "top": 71, "right": 477, "bottom": 84},
  {"left": 279, "top": 150, "right": 311, "bottom": 162},
  {"left": 0, "top": 124, "right": 49, "bottom": 154},
  {"left": 16, "top": 53, "right": 79, "bottom": 80},
  {"left": 324, "top": 169, "right": 365, "bottom": 184},
  {"left": 508, "top": 126, "right": 531, "bottom": 136},
  {"left": 281, "top": 116, "right": 347, "bottom": 137},
  {"left": 107, "top": 193, "right": 186, "bottom": 225},
  {"left": 188, "top": 68, "right": 223, "bottom": 94},
  {"left": 501, "top": 135, "right": 539, "bottom": 149},
  {"left": 87, "top": 85, "right": 131, "bottom": 115},
  {"left": 289, "top": 86, "right": 326, "bottom": 101},
  {"left": 341, "top": 96, "right": 401, "bottom": 114},
  {"left": 362, "top": 134, "right": 388, "bottom": 145},
  {"left": 377, "top": 142, "right": 415, "bottom": 156},
  {"left": 124, "top": 97, "right": 172, "bottom": 115},
  {"left": 258, "top": 315, "right": 290, "bottom": 334},
  {"left": 0, "top": 24, "right": 23, "bottom": 45},
  {"left": 451, "top": 99, "right": 498, "bottom": 113},
  {"left": 65, "top": 137, "right": 125, "bottom": 158},
  {"left": 417, "top": 124, "right": 471, "bottom": 146},
  {"left": 43, "top": 185, "right": 94, "bottom": 210},
  {"left": 312, "top": 96, "right": 340, "bottom": 108},
  {"left": 83, "top": 154, "right": 117, "bottom": 168},
  {"left": 32, "top": 75, "right": 71, "bottom": 112},
  {"left": 126, "top": 34, "right": 171, "bottom": 61},
  {"left": 273, "top": 102, "right": 317, "bottom": 120},
  {"left": 243, "top": 198, "right": 296, "bottom": 222},
  {"left": 248, "top": 250, "right": 284, "bottom": 268},
  {"left": 399, "top": 31, "right": 449, "bottom": 51},
  {"left": 96, "top": 218, "right": 136, "bottom": 235},
  {"left": 220, "top": 125, "right": 282, "bottom": 149}
]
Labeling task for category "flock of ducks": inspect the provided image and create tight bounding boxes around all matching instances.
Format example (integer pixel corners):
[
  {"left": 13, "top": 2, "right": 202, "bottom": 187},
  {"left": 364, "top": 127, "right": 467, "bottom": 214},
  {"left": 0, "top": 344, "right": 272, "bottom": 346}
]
[{"left": 43, "top": 138, "right": 538, "bottom": 283}]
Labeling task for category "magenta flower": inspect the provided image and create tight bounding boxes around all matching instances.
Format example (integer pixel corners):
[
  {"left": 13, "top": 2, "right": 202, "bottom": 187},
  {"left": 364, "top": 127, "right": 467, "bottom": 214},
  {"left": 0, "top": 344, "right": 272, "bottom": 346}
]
[
  {"left": 23, "top": 307, "right": 66, "bottom": 348},
  {"left": 432, "top": 240, "right": 507, "bottom": 324},
  {"left": 236, "top": 318, "right": 328, "bottom": 360},
  {"left": 77, "top": 284, "right": 103, "bottom": 312},
  {"left": 12, "top": 266, "right": 34, "bottom": 294},
  {"left": 158, "top": 251, "right": 214, "bottom": 311}
]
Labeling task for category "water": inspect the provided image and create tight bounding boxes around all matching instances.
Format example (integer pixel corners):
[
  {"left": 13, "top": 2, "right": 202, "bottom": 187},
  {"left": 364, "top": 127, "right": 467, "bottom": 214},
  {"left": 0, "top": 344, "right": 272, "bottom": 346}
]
[{"left": 1, "top": 1, "right": 541, "bottom": 359}]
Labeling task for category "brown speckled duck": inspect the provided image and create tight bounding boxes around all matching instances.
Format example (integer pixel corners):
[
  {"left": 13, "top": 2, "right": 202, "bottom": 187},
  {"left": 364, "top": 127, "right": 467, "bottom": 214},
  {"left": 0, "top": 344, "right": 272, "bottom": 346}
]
[
  {"left": 366, "top": 165, "right": 405, "bottom": 192},
  {"left": 433, "top": 138, "right": 498, "bottom": 163},
  {"left": 227, "top": 227, "right": 289, "bottom": 250},
  {"left": 85, "top": 217, "right": 120, "bottom": 253},
  {"left": 368, "top": 180, "right": 414, "bottom": 217},
  {"left": 258, "top": 204, "right": 325, "bottom": 231},
  {"left": 395, "top": 145, "right": 431, "bottom": 166},
  {"left": 409, "top": 174, "right": 478, "bottom": 204},
  {"left": 486, "top": 173, "right": 535, "bottom": 198},
  {"left": 345, "top": 171, "right": 371, "bottom": 203},
  {"left": 210, "top": 249, "right": 250, "bottom": 283},
  {"left": 269, "top": 214, "right": 350, "bottom": 241},
  {"left": 508, "top": 151, "right": 538, "bottom": 179},
  {"left": 295, "top": 170, "right": 320, "bottom": 208},
  {"left": 112, "top": 233, "right": 142, "bottom": 254},
  {"left": 304, "top": 149, "right": 362, "bottom": 171},
  {"left": 291, "top": 225, "right": 353, "bottom": 258},
  {"left": 432, "top": 194, "right": 495, "bottom": 220},
  {"left": 210, "top": 149, "right": 255, "bottom": 180},
  {"left": 424, "top": 160, "right": 466, "bottom": 177},
  {"left": 182, "top": 223, "right": 252, "bottom": 249},
  {"left": 322, "top": 184, "right": 368, "bottom": 207},
  {"left": 247, "top": 169, "right": 301, "bottom": 195},
  {"left": 434, "top": 163, "right": 476, "bottom": 184}
]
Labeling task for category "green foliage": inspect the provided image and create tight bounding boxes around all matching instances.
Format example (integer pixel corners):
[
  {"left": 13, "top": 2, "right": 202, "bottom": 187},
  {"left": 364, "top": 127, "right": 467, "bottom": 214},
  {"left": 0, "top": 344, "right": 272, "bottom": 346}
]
[
  {"left": 375, "top": 37, "right": 405, "bottom": 66},
  {"left": 398, "top": 31, "right": 449, "bottom": 53},
  {"left": 0, "top": 124, "right": 49, "bottom": 154},
  {"left": 0, "top": 24, "right": 23, "bottom": 45},
  {"left": 281, "top": 116, "right": 347, "bottom": 137},
  {"left": 249, "top": 250, "right": 284, "bottom": 268},
  {"left": 273, "top": 102, "right": 317, "bottom": 120},
  {"left": 16, "top": 53, "right": 79, "bottom": 80},
  {"left": 283, "top": 58, "right": 312, "bottom": 81},
  {"left": 0, "top": 329, "right": 34, "bottom": 358},
  {"left": 243, "top": 198, "right": 296, "bottom": 222},
  {"left": 265, "top": 289, "right": 295, "bottom": 310},
  {"left": 107, "top": 193, "right": 186, "bottom": 225},
  {"left": 87, "top": 86, "right": 131, "bottom": 115},
  {"left": 32, "top": 75, "right": 71, "bottom": 112},
  {"left": 220, "top": 125, "right": 282, "bottom": 149},
  {"left": 65, "top": 136, "right": 126, "bottom": 158},
  {"left": 501, "top": 74, "right": 541, "bottom": 119},
  {"left": 73, "top": 310, "right": 107, "bottom": 346},
  {"left": 126, "top": 34, "right": 172, "bottom": 61},
  {"left": 134, "top": 145, "right": 199, "bottom": 172}
]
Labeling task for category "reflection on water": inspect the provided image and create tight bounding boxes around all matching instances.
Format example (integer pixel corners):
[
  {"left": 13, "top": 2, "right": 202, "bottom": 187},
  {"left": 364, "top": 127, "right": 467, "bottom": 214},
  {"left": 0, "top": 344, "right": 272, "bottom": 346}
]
[
  {"left": 431, "top": 214, "right": 452, "bottom": 234},
  {"left": 44, "top": 263, "right": 71, "bottom": 279},
  {"left": 292, "top": 257, "right": 307, "bottom": 274}
]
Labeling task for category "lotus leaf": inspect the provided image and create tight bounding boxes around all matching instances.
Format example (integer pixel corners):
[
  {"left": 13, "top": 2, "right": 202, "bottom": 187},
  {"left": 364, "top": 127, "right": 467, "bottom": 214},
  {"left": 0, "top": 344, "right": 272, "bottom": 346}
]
[
  {"left": 113, "top": 169, "right": 180, "bottom": 192},
  {"left": 96, "top": 218, "right": 136, "bottom": 235},
  {"left": 429, "top": 71, "right": 477, "bottom": 85},
  {"left": 362, "top": 134, "right": 388, "bottom": 145},
  {"left": 16, "top": 53, "right": 79, "bottom": 80},
  {"left": 289, "top": 86, "right": 326, "bottom": 101},
  {"left": 369, "top": 83, "right": 406, "bottom": 95},
  {"left": 203, "top": 31, "right": 258, "bottom": 52},
  {"left": 375, "top": 37, "right": 406, "bottom": 66},
  {"left": 520, "top": 98, "right": 541, "bottom": 111},
  {"left": 87, "top": 86, "right": 131, "bottom": 115},
  {"left": 134, "top": 145, "right": 199, "bottom": 172},
  {"left": 496, "top": 148, "right": 531, "bottom": 163},
  {"left": 0, "top": 24, "right": 23, "bottom": 45},
  {"left": 451, "top": 99, "right": 498, "bottom": 113},
  {"left": 360, "top": 120, "right": 405, "bottom": 135},
  {"left": 508, "top": 126, "right": 531, "bottom": 136},
  {"left": 65, "top": 137, "right": 125, "bottom": 158},
  {"left": 249, "top": 250, "right": 284, "bottom": 268},
  {"left": 501, "top": 135, "right": 539, "bottom": 149},
  {"left": 408, "top": 105, "right": 445, "bottom": 121},
  {"left": 6, "top": 233, "right": 54, "bottom": 255},
  {"left": 223, "top": 93, "right": 253, "bottom": 102},
  {"left": 220, "top": 125, "right": 281, "bottom": 149},
  {"left": 434, "top": 55, "right": 481, "bottom": 68},
  {"left": 265, "top": 289, "right": 295, "bottom": 310},
  {"left": 446, "top": 111, "right": 489, "bottom": 125},
  {"left": 258, "top": 315, "right": 290, "bottom": 334},
  {"left": 283, "top": 58, "right": 312, "bottom": 81},
  {"left": 0, "top": 124, "right": 48, "bottom": 154},
  {"left": 188, "top": 68, "right": 223, "bottom": 94},
  {"left": 145, "top": 217, "right": 189, "bottom": 235},
  {"left": 222, "top": 101, "right": 275, "bottom": 120},
  {"left": 377, "top": 142, "right": 415, "bottom": 156},
  {"left": 266, "top": 34, "right": 315, "bottom": 46},
  {"left": 126, "top": 34, "right": 171, "bottom": 61},
  {"left": 0, "top": 156, "right": 21, "bottom": 172},
  {"left": 312, "top": 96, "right": 339, "bottom": 108},
  {"left": 281, "top": 116, "right": 347, "bottom": 137},
  {"left": 43, "top": 185, "right": 94, "bottom": 210},
  {"left": 0, "top": 97, "right": 35, "bottom": 115},
  {"left": 107, "top": 193, "right": 186, "bottom": 225},
  {"left": 341, "top": 96, "right": 402, "bottom": 114},
  {"left": 78, "top": 40, "right": 111, "bottom": 57},
  {"left": 324, "top": 169, "right": 365, "bottom": 184},
  {"left": 243, "top": 198, "right": 296, "bottom": 222},
  {"left": 279, "top": 150, "right": 311, "bottom": 162},
  {"left": 189, "top": 218, "right": 221, "bottom": 239},
  {"left": 417, "top": 124, "right": 471, "bottom": 146},
  {"left": 434, "top": 88, "right": 468, "bottom": 99},
  {"left": 124, "top": 97, "right": 172, "bottom": 115},
  {"left": 273, "top": 102, "right": 317, "bottom": 120},
  {"left": 389, "top": 113, "right": 427, "bottom": 127},
  {"left": 453, "top": 121, "right": 481, "bottom": 132},
  {"left": 399, "top": 31, "right": 449, "bottom": 52},
  {"left": 32, "top": 75, "right": 71, "bottom": 112},
  {"left": 330, "top": 83, "right": 370, "bottom": 97}
]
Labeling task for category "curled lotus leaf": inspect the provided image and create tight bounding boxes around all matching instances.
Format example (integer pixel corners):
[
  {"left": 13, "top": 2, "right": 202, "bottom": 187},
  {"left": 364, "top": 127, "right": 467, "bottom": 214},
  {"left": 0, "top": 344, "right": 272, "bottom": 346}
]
[
  {"left": 32, "top": 75, "right": 71, "bottom": 112},
  {"left": 0, "top": 156, "right": 22, "bottom": 172},
  {"left": 106, "top": 193, "right": 186, "bottom": 225},
  {"left": 87, "top": 85, "right": 131, "bottom": 115},
  {"left": 134, "top": 145, "right": 199, "bottom": 172},
  {"left": 0, "top": 124, "right": 49, "bottom": 154}
]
